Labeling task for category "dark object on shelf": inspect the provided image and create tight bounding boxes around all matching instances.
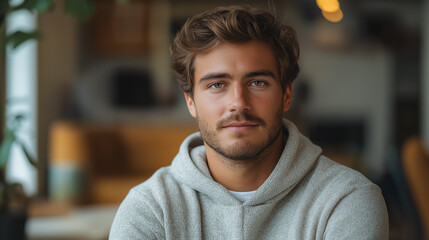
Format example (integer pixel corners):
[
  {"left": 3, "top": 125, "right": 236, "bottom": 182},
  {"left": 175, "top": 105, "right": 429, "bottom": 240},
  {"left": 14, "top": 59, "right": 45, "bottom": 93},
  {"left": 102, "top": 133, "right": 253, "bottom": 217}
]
[
  {"left": 111, "top": 68, "right": 157, "bottom": 109},
  {"left": 308, "top": 119, "right": 365, "bottom": 151}
]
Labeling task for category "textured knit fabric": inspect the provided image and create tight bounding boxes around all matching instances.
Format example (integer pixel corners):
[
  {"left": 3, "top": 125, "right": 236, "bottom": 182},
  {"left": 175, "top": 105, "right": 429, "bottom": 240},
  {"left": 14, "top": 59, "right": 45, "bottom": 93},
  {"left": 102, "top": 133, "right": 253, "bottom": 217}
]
[{"left": 109, "top": 120, "right": 389, "bottom": 240}]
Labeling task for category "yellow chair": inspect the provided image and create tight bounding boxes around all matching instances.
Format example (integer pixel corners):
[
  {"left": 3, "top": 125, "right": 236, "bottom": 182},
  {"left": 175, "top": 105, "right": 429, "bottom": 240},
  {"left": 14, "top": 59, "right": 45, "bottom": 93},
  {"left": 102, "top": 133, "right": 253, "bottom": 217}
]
[{"left": 402, "top": 137, "right": 429, "bottom": 239}]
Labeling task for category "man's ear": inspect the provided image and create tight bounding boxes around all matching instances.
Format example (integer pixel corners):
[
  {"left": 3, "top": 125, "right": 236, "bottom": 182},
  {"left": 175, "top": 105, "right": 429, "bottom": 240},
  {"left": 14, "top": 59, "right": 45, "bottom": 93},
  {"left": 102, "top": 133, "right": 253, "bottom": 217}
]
[
  {"left": 184, "top": 92, "right": 197, "bottom": 118},
  {"left": 283, "top": 83, "right": 293, "bottom": 112}
]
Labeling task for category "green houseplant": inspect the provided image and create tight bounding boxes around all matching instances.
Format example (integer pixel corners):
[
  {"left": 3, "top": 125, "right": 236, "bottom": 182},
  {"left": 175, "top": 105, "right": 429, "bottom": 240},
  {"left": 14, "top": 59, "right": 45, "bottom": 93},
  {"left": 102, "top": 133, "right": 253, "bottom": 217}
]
[
  {"left": 0, "top": 111, "right": 37, "bottom": 240},
  {"left": 0, "top": 0, "right": 95, "bottom": 238}
]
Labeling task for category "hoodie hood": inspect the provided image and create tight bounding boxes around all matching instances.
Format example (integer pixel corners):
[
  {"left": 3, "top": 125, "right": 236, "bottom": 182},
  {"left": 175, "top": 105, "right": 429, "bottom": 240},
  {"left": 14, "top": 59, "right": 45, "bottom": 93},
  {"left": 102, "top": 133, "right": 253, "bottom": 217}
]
[{"left": 170, "top": 119, "right": 322, "bottom": 206}]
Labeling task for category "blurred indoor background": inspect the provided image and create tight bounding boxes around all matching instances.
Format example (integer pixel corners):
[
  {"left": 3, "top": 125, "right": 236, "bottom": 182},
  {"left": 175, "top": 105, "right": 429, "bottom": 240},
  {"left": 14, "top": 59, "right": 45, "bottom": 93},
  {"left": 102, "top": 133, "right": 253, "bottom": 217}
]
[{"left": 1, "top": 0, "right": 429, "bottom": 239}]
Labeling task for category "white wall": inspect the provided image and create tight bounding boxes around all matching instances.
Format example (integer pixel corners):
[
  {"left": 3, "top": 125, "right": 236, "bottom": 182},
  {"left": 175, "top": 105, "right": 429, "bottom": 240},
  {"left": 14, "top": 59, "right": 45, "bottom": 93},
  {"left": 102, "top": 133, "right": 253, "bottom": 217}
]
[{"left": 301, "top": 46, "right": 393, "bottom": 177}]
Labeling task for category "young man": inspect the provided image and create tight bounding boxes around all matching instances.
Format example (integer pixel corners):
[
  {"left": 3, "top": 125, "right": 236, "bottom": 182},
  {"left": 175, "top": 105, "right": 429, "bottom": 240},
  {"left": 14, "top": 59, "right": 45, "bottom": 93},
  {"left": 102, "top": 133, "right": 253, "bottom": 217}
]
[{"left": 110, "top": 6, "right": 389, "bottom": 239}]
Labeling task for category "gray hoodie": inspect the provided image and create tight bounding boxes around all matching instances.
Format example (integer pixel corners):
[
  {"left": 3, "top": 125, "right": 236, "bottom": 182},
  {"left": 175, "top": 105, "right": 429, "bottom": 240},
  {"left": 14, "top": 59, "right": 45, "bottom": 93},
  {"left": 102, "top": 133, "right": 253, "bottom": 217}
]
[{"left": 110, "top": 120, "right": 389, "bottom": 239}]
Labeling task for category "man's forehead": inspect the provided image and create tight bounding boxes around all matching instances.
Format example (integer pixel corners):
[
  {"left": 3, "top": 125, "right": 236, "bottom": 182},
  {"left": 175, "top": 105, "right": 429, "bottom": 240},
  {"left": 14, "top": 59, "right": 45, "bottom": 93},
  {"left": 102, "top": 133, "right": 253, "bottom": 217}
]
[{"left": 192, "top": 41, "right": 279, "bottom": 82}]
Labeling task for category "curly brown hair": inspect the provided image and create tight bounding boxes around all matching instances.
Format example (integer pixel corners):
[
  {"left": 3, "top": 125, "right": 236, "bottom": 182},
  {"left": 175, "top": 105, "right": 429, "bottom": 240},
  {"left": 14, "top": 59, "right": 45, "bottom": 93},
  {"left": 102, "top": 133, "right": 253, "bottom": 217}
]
[{"left": 170, "top": 5, "right": 300, "bottom": 96}]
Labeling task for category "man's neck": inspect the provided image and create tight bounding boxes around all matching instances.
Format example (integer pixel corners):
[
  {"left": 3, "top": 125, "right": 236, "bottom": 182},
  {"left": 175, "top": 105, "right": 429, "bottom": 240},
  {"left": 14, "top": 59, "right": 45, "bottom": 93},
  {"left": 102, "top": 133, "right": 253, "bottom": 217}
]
[{"left": 205, "top": 132, "right": 286, "bottom": 192}]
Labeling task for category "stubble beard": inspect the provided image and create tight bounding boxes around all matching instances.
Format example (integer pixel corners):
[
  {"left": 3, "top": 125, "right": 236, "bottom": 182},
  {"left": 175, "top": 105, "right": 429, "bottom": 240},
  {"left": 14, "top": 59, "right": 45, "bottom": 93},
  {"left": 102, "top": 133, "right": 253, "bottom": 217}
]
[{"left": 197, "top": 109, "right": 284, "bottom": 162}]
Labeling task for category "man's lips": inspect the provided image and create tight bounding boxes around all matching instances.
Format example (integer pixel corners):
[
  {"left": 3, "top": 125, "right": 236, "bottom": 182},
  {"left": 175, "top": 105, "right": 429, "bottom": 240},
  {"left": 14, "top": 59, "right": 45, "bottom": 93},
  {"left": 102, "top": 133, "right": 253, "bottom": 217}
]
[
  {"left": 216, "top": 113, "right": 266, "bottom": 130},
  {"left": 223, "top": 121, "right": 259, "bottom": 128}
]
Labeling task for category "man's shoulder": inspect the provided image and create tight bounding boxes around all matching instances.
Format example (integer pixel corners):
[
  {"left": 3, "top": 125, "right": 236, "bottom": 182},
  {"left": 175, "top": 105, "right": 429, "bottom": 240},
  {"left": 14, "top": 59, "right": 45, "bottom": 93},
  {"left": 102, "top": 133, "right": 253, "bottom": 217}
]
[
  {"left": 129, "top": 166, "right": 180, "bottom": 199},
  {"left": 307, "top": 156, "right": 380, "bottom": 195},
  {"left": 110, "top": 167, "right": 177, "bottom": 239},
  {"left": 306, "top": 156, "right": 389, "bottom": 239}
]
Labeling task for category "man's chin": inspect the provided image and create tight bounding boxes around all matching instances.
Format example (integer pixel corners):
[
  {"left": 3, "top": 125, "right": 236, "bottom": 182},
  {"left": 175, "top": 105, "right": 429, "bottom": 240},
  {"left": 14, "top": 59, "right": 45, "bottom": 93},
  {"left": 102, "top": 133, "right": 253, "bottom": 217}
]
[
  {"left": 221, "top": 128, "right": 262, "bottom": 140},
  {"left": 216, "top": 141, "right": 266, "bottom": 161}
]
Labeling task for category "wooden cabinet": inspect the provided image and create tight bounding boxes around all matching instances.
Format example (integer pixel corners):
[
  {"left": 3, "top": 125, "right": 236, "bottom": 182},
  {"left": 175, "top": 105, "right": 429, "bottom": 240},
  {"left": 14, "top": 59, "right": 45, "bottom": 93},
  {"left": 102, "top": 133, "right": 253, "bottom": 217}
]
[{"left": 88, "top": 0, "right": 151, "bottom": 55}]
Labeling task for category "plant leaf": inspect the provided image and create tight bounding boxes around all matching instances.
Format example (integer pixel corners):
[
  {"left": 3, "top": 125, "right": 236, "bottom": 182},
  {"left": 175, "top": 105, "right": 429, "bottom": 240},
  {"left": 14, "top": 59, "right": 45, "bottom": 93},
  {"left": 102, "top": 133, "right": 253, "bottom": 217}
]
[
  {"left": 6, "top": 31, "right": 42, "bottom": 49},
  {"left": 64, "top": 0, "right": 94, "bottom": 21},
  {"left": 0, "top": 130, "right": 16, "bottom": 169},
  {"left": 14, "top": 114, "right": 26, "bottom": 122},
  {"left": 20, "top": 0, "right": 55, "bottom": 12},
  {"left": 16, "top": 140, "right": 37, "bottom": 168}
]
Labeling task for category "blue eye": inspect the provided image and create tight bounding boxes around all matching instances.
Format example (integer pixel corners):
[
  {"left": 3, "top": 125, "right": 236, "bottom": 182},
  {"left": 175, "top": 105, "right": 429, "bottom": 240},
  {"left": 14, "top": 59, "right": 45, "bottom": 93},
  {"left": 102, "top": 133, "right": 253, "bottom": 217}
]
[{"left": 250, "top": 80, "right": 266, "bottom": 87}]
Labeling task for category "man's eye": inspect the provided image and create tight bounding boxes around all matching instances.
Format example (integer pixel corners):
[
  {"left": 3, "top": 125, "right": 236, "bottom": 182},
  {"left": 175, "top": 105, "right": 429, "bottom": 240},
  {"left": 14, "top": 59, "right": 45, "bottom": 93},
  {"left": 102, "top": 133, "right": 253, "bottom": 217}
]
[
  {"left": 209, "top": 82, "right": 224, "bottom": 89},
  {"left": 250, "top": 80, "right": 267, "bottom": 87}
]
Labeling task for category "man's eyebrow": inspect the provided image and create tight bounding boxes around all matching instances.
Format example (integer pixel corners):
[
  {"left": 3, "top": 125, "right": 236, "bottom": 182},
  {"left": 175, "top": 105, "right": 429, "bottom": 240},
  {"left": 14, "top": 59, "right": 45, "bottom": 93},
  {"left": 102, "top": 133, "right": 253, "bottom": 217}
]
[
  {"left": 199, "top": 73, "right": 232, "bottom": 83},
  {"left": 245, "top": 70, "right": 276, "bottom": 79}
]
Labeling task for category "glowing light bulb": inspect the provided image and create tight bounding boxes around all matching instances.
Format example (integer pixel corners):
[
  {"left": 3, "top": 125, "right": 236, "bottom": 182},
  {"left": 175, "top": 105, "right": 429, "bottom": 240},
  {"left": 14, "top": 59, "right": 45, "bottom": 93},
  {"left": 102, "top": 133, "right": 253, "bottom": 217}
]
[
  {"left": 316, "top": 0, "right": 340, "bottom": 13},
  {"left": 321, "top": 8, "right": 343, "bottom": 22}
]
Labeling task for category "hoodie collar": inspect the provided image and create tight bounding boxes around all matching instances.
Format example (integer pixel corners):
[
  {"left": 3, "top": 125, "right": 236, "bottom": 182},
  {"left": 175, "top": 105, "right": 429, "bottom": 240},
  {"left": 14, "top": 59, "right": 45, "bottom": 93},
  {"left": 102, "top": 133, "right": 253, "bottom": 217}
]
[{"left": 170, "top": 119, "right": 322, "bottom": 206}]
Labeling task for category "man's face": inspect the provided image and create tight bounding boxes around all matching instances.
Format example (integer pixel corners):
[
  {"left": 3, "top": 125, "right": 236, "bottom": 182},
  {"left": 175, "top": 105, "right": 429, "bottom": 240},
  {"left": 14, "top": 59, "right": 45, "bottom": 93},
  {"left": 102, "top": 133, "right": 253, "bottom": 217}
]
[{"left": 185, "top": 41, "right": 293, "bottom": 161}]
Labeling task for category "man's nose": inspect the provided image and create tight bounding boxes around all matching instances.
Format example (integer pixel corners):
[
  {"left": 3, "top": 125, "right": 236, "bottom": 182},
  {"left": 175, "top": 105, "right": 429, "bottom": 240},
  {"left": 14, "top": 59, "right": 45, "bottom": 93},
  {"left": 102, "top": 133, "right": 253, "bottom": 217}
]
[{"left": 228, "top": 83, "right": 250, "bottom": 112}]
